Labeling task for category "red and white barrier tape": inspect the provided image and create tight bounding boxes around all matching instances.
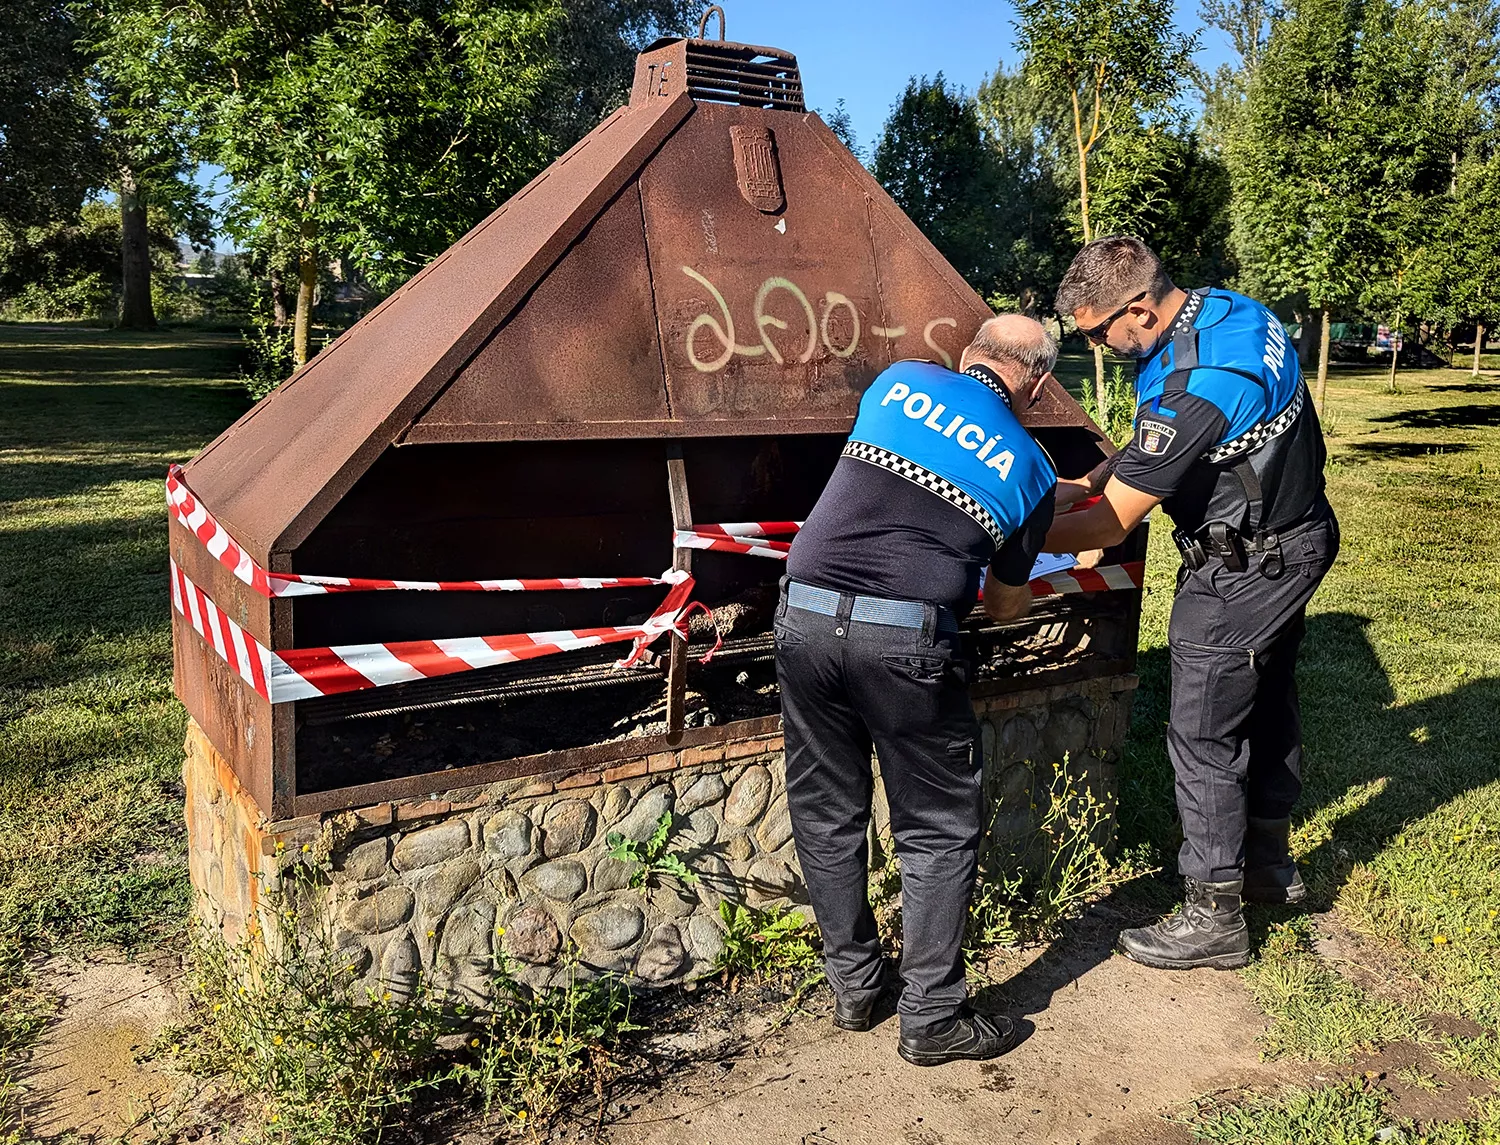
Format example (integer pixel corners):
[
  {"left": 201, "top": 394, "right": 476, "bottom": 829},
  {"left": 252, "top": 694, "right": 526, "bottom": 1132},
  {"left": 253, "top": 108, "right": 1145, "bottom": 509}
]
[
  {"left": 1028, "top": 560, "right": 1144, "bottom": 597},
  {"left": 171, "top": 559, "right": 705, "bottom": 703},
  {"left": 167, "top": 466, "right": 670, "bottom": 598},
  {"left": 673, "top": 521, "right": 801, "bottom": 560}
]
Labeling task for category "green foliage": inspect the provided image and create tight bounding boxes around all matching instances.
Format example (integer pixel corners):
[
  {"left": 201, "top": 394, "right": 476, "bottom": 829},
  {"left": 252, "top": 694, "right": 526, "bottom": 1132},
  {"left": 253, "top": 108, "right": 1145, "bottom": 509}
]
[
  {"left": 1178, "top": 1080, "right": 1391, "bottom": 1144},
  {"left": 714, "top": 901, "right": 820, "bottom": 985},
  {"left": 171, "top": 867, "right": 643, "bottom": 1142},
  {"left": 1078, "top": 363, "right": 1136, "bottom": 445},
  {"left": 605, "top": 811, "right": 698, "bottom": 889},
  {"left": 0, "top": 0, "right": 105, "bottom": 227},
  {"left": 0, "top": 201, "right": 180, "bottom": 321},
  {"left": 1014, "top": 0, "right": 1197, "bottom": 242},
  {"left": 241, "top": 306, "right": 301, "bottom": 401},
  {"left": 873, "top": 76, "right": 1009, "bottom": 296},
  {"left": 969, "top": 758, "right": 1152, "bottom": 948}
]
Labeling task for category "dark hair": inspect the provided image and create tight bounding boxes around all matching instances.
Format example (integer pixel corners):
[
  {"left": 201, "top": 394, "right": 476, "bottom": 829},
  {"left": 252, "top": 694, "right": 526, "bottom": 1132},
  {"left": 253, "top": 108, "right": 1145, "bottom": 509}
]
[{"left": 1055, "top": 235, "right": 1174, "bottom": 316}]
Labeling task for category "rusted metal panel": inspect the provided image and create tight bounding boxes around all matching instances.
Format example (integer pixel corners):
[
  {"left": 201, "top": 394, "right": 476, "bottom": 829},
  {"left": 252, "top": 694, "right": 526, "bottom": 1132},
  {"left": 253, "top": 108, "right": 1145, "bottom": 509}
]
[
  {"left": 168, "top": 515, "right": 280, "bottom": 815},
  {"left": 180, "top": 92, "right": 694, "bottom": 565},
  {"left": 641, "top": 104, "right": 890, "bottom": 424},
  {"left": 411, "top": 188, "right": 670, "bottom": 436}
]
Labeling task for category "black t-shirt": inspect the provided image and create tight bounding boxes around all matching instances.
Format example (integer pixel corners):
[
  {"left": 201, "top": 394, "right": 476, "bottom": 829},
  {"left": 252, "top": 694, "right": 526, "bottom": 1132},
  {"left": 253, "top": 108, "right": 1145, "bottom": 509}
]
[{"left": 787, "top": 458, "right": 1056, "bottom": 616}]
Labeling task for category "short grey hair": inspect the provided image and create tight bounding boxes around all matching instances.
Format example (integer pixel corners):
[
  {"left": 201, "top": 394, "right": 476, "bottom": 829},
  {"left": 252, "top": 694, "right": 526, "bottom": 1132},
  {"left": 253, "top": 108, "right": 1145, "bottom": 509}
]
[
  {"left": 967, "top": 313, "right": 1058, "bottom": 378},
  {"left": 1055, "top": 235, "right": 1175, "bottom": 316}
]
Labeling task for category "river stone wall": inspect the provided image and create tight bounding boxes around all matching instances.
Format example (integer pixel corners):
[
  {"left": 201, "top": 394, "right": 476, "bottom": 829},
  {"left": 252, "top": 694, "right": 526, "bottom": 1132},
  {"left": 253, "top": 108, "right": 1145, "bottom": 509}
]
[{"left": 184, "top": 672, "right": 1137, "bottom": 998}]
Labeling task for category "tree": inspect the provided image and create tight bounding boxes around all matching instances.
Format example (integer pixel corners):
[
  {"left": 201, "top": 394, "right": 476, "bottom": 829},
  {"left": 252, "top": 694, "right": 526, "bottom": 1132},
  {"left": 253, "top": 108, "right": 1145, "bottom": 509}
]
[
  {"left": 0, "top": 0, "right": 104, "bottom": 228},
  {"left": 873, "top": 76, "right": 1006, "bottom": 297},
  {"left": 975, "top": 66, "right": 1074, "bottom": 311},
  {"left": 1229, "top": 0, "right": 1458, "bottom": 412},
  {"left": 1014, "top": 0, "right": 1197, "bottom": 410},
  {"left": 103, "top": 0, "right": 688, "bottom": 368}
]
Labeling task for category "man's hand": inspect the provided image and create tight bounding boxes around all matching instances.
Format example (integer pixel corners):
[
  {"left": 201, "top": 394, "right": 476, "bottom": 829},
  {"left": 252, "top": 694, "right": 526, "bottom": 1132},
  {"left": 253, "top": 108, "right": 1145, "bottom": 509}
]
[
  {"left": 1044, "top": 476, "right": 1162, "bottom": 553},
  {"left": 983, "top": 576, "right": 1033, "bottom": 623},
  {"left": 1075, "top": 548, "right": 1105, "bottom": 569}
]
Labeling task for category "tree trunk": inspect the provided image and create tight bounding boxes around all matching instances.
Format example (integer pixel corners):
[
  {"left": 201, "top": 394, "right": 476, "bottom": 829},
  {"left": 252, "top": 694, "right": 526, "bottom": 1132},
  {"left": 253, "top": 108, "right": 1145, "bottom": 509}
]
[
  {"left": 293, "top": 217, "right": 318, "bottom": 368},
  {"left": 270, "top": 265, "right": 290, "bottom": 327},
  {"left": 117, "top": 166, "right": 156, "bottom": 330},
  {"left": 1475, "top": 322, "right": 1486, "bottom": 376},
  {"left": 1315, "top": 307, "right": 1331, "bottom": 418},
  {"left": 1387, "top": 310, "right": 1401, "bottom": 392}
]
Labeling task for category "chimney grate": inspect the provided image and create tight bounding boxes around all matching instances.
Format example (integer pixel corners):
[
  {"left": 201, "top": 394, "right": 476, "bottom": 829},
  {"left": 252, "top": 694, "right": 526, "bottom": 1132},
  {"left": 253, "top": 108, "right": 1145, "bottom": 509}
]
[{"left": 685, "top": 42, "right": 805, "bottom": 111}]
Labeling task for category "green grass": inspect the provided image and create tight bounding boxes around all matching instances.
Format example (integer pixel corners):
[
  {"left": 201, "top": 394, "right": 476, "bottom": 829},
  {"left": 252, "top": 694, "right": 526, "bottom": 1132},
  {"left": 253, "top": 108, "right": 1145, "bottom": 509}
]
[
  {"left": 1102, "top": 359, "right": 1500, "bottom": 1133},
  {"left": 0, "top": 326, "right": 250, "bottom": 1131},
  {"left": 1180, "top": 1080, "right": 1500, "bottom": 1143},
  {"left": 2, "top": 329, "right": 1499, "bottom": 1138}
]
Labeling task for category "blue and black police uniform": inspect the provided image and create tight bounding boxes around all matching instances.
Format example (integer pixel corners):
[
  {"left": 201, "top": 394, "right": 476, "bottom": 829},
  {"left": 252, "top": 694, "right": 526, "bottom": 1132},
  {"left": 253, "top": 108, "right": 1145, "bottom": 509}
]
[
  {"left": 777, "top": 359, "right": 1056, "bottom": 1036},
  {"left": 1112, "top": 287, "right": 1339, "bottom": 884}
]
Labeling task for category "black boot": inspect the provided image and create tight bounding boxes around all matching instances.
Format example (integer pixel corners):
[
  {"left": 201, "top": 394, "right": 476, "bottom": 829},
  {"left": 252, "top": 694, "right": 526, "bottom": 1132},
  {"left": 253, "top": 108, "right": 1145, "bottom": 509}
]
[
  {"left": 1243, "top": 816, "right": 1307, "bottom": 904},
  {"left": 897, "top": 1008, "right": 1018, "bottom": 1066},
  {"left": 1118, "top": 878, "right": 1250, "bottom": 970}
]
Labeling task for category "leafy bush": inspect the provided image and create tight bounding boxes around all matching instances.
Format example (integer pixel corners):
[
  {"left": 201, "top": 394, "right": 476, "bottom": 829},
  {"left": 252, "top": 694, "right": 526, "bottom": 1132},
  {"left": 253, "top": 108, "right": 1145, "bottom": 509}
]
[
  {"left": 242, "top": 313, "right": 298, "bottom": 400},
  {"left": 1079, "top": 364, "right": 1137, "bottom": 446}
]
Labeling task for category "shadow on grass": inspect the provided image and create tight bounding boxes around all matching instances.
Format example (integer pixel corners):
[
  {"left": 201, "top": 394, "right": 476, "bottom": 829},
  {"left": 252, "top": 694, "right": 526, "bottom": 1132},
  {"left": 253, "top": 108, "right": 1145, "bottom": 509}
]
[
  {"left": 1371, "top": 403, "right": 1500, "bottom": 430},
  {"left": 1337, "top": 440, "right": 1476, "bottom": 464},
  {"left": 981, "top": 611, "right": 1499, "bottom": 1021}
]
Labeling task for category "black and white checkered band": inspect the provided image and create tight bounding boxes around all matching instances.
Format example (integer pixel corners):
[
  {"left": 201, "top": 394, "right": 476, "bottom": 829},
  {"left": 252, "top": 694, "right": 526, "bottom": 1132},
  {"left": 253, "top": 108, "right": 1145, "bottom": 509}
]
[
  {"left": 1203, "top": 381, "right": 1307, "bottom": 464},
  {"left": 1170, "top": 289, "right": 1206, "bottom": 336},
  {"left": 843, "top": 440, "right": 1005, "bottom": 547},
  {"left": 963, "top": 364, "right": 1013, "bottom": 407}
]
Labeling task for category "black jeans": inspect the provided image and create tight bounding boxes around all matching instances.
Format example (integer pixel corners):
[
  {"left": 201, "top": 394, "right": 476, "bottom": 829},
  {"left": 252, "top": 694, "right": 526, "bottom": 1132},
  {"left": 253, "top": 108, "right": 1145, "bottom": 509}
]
[
  {"left": 1167, "top": 503, "right": 1340, "bottom": 881},
  {"left": 774, "top": 585, "right": 982, "bottom": 1036}
]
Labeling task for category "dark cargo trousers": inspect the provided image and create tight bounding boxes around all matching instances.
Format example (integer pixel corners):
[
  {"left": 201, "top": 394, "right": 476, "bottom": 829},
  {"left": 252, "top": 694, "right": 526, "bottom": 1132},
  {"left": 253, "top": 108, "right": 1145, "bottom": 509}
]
[
  {"left": 1168, "top": 504, "right": 1340, "bottom": 882},
  {"left": 774, "top": 586, "right": 982, "bottom": 1037}
]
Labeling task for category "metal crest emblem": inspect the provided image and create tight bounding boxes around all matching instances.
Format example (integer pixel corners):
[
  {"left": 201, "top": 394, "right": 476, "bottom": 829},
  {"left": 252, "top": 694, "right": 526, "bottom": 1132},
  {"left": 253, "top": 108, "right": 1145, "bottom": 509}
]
[{"left": 730, "top": 126, "right": 785, "bottom": 213}]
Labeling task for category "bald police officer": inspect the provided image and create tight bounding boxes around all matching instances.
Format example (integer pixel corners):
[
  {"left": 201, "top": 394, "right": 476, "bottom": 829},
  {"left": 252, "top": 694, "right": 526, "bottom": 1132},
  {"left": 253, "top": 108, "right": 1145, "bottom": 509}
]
[
  {"left": 1045, "top": 237, "right": 1338, "bottom": 971},
  {"left": 777, "top": 315, "right": 1059, "bottom": 1066}
]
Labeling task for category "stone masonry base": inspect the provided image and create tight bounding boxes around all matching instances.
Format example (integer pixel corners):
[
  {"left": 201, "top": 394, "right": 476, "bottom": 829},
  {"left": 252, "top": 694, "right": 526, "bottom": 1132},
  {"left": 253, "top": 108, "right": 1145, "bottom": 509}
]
[{"left": 184, "top": 673, "right": 1137, "bottom": 999}]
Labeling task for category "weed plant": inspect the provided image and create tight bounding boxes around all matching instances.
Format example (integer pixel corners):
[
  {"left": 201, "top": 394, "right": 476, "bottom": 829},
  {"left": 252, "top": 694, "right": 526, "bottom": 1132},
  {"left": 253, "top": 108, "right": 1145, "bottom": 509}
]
[
  {"left": 606, "top": 811, "right": 698, "bottom": 890},
  {"left": 169, "top": 865, "right": 642, "bottom": 1143},
  {"left": 713, "top": 900, "right": 820, "bottom": 987},
  {"left": 1179, "top": 1081, "right": 1500, "bottom": 1144},
  {"left": 968, "top": 758, "right": 1154, "bottom": 949},
  {"left": 1078, "top": 364, "right": 1137, "bottom": 446}
]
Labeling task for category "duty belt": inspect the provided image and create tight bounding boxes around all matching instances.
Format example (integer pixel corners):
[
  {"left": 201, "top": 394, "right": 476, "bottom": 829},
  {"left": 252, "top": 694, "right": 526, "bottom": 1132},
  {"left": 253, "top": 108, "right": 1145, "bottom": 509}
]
[{"left": 784, "top": 581, "right": 961, "bottom": 634}]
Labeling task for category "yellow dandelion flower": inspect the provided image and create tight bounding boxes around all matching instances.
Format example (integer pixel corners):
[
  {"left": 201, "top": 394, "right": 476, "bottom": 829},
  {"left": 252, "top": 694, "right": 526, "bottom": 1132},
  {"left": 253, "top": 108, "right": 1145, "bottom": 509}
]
[
  {"left": 273, "top": 1035, "right": 283, "bottom": 1046},
  {"left": 1434, "top": 934, "right": 1449, "bottom": 945},
  {"left": 274, "top": 841, "right": 285, "bottom": 852},
  {"left": 553, "top": 1034, "right": 564, "bottom": 1044},
  {"left": 371, "top": 1048, "right": 383, "bottom": 1062},
  {"left": 496, "top": 926, "right": 506, "bottom": 936},
  {"left": 516, "top": 1111, "right": 528, "bottom": 1122},
  {"left": 470, "top": 1037, "right": 480, "bottom": 1048},
  {"left": 301, "top": 843, "right": 311, "bottom": 853},
  {"left": 1489, "top": 909, "right": 1497, "bottom": 919},
  {"left": 382, "top": 991, "right": 392, "bottom": 1001},
  {"left": 268, "top": 1113, "right": 278, "bottom": 1123},
  {"left": 427, "top": 930, "right": 435, "bottom": 938},
  {"left": 212, "top": 1002, "right": 222, "bottom": 1013}
]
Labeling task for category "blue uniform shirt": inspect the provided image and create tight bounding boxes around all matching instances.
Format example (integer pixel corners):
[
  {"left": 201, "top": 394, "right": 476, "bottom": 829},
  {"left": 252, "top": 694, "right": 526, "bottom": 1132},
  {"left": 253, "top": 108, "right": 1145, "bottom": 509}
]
[
  {"left": 1114, "top": 288, "right": 1327, "bottom": 534},
  {"left": 789, "top": 361, "right": 1058, "bottom": 614}
]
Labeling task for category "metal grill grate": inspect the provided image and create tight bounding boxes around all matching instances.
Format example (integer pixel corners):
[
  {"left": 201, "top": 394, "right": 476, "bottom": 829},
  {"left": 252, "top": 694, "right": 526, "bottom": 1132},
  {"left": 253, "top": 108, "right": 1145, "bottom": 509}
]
[{"left": 685, "top": 43, "right": 805, "bottom": 110}]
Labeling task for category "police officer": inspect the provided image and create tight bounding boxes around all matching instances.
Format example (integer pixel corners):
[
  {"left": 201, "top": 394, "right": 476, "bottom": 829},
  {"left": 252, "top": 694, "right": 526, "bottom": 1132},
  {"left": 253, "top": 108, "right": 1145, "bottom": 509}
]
[
  {"left": 778, "top": 315, "right": 1060, "bottom": 1065},
  {"left": 1044, "top": 236, "right": 1339, "bottom": 970}
]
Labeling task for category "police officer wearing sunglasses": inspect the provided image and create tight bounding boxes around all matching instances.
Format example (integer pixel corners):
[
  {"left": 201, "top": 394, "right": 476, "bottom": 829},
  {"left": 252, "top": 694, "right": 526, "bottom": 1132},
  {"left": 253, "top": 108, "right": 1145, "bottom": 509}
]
[{"left": 1045, "top": 236, "right": 1339, "bottom": 971}]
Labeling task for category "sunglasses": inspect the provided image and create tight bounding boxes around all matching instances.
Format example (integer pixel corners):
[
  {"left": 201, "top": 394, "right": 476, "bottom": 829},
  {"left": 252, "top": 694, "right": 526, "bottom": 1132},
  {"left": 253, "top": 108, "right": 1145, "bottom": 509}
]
[{"left": 1079, "top": 291, "right": 1148, "bottom": 345}]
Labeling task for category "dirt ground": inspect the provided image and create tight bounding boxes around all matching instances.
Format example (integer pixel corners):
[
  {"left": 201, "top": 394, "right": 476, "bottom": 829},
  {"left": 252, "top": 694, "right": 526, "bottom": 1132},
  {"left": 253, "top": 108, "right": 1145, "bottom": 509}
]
[
  {"left": 597, "top": 900, "right": 1300, "bottom": 1145},
  {"left": 16, "top": 954, "right": 185, "bottom": 1142}
]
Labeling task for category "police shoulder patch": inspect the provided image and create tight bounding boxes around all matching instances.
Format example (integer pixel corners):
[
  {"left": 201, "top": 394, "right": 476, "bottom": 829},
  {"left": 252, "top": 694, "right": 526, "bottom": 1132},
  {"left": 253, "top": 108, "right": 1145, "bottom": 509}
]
[{"left": 1138, "top": 418, "right": 1178, "bottom": 455}]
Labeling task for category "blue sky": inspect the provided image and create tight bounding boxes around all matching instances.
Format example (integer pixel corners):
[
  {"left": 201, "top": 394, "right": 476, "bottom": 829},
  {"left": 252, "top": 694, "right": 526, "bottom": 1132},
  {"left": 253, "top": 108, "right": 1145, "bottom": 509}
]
[
  {"left": 724, "top": 0, "right": 1238, "bottom": 154},
  {"left": 200, "top": 0, "right": 1239, "bottom": 250}
]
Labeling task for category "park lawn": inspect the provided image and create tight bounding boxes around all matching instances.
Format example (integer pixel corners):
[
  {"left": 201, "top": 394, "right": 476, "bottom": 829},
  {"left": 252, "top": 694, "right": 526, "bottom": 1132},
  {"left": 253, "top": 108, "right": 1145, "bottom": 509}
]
[
  {"left": 0, "top": 325, "right": 1497, "bottom": 1139},
  {"left": 0, "top": 325, "right": 250, "bottom": 1130}
]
